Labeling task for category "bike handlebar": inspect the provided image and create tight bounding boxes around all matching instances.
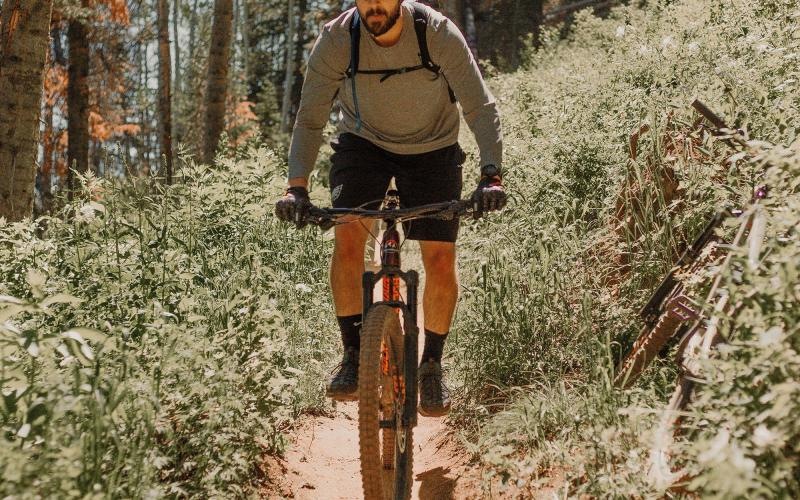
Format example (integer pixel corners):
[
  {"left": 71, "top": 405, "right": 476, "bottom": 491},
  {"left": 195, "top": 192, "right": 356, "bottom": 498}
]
[{"left": 304, "top": 199, "right": 475, "bottom": 230}]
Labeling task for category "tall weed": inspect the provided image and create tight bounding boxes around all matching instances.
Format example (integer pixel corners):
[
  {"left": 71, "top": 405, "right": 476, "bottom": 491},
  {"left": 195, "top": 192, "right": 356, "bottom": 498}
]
[
  {"left": 451, "top": 0, "right": 800, "bottom": 495},
  {"left": 0, "top": 148, "right": 337, "bottom": 497}
]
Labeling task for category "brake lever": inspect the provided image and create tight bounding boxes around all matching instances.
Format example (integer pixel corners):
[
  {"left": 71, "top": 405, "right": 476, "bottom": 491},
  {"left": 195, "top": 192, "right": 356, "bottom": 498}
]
[{"left": 306, "top": 206, "right": 336, "bottom": 231}]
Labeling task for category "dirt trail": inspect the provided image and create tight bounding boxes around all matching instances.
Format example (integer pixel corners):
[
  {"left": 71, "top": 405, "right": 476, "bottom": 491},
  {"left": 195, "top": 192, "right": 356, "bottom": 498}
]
[{"left": 270, "top": 402, "right": 482, "bottom": 499}]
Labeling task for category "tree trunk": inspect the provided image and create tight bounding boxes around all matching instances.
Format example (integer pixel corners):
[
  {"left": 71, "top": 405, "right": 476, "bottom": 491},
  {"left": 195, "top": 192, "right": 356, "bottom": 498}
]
[
  {"left": 440, "top": 0, "right": 465, "bottom": 31},
  {"left": 188, "top": 0, "right": 199, "bottom": 64},
  {"left": 531, "top": 0, "right": 544, "bottom": 48},
  {"left": 289, "top": 0, "right": 306, "bottom": 128},
  {"left": 464, "top": 5, "right": 477, "bottom": 57},
  {"left": 203, "top": 0, "right": 233, "bottom": 164},
  {"left": 138, "top": 12, "right": 151, "bottom": 176},
  {"left": 157, "top": 0, "right": 173, "bottom": 182},
  {"left": 0, "top": 0, "right": 54, "bottom": 221},
  {"left": 280, "top": 0, "right": 295, "bottom": 133},
  {"left": 38, "top": 79, "right": 54, "bottom": 216},
  {"left": 241, "top": 0, "right": 251, "bottom": 96},
  {"left": 173, "top": 0, "right": 180, "bottom": 93},
  {"left": 67, "top": 6, "right": 89, "bottom": 196},
  {"left": 470, "top": 0, "right": 543, "bottom": 70}
]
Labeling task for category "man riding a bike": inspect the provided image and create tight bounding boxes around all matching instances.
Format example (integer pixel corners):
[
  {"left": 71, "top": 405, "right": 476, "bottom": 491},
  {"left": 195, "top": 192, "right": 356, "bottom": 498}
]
[{"left": 275, "top": 0, "right": 505, "bottom": 417}]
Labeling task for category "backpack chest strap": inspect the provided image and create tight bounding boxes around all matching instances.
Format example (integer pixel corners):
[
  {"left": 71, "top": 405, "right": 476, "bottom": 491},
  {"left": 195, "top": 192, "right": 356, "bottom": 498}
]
[{"left": 346, "top": 5, "right": 456, "bottom": 131}]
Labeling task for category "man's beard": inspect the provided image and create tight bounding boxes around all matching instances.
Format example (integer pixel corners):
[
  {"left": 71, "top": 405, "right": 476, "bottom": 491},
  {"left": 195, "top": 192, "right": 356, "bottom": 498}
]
[{"left": 362, "top": 4, "right": 402, "bottom": 37}]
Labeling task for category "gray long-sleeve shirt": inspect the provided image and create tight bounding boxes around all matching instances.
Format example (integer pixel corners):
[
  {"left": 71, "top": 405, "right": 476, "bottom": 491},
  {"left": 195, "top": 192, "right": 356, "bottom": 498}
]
[{"left": 287, "top": 1, "right": 502, "bottom": 179}]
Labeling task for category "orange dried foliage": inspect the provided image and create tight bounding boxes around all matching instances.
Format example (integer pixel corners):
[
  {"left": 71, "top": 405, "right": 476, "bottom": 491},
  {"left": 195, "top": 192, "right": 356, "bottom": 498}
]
[
  {"left": 103, "top": 0, "right": 130, "bottom": 25},
  {"left": 233, "top": 100, "right": 257, "bottom": 122},
  {"left": 89, "top": 111, "right": 140, "bottom": 141},
  {"left": 226, "top": 100, "right": 259, "bottom": 147},
  {"left": 84, "top": 0, "right": 130, "bottom": 25},
  {"left": 44, "top": 65, "right": 68, "bottom": 106}
]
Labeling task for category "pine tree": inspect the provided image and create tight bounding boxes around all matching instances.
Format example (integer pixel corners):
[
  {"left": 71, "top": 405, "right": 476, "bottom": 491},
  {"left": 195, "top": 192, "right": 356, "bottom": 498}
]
[
  {"left": 158, "top": 0, "right": 173, "bottom": 182},
  {"left": 0, "top": 0, "right": 54, "bottom": 221},
  {"left": 204, "top": 0, "right": 233, "bottom": 163},
  {"left": 67, "top": 3, "right": 89, "bottom": 194}
]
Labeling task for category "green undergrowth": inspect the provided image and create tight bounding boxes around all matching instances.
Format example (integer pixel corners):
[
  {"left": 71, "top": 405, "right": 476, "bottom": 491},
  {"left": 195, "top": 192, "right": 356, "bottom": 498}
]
[
  {"left": 450, "top": 0, "right": 799, "bottom": 496},
  {"left": 0, "top": 149, "right": 338, "bottom": 497}
]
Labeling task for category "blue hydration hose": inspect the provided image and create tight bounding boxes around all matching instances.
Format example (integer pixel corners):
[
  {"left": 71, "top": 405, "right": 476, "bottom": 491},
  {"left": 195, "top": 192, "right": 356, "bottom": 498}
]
[{"left": 350, "top": 13, "right": 363, "bottom": 132}]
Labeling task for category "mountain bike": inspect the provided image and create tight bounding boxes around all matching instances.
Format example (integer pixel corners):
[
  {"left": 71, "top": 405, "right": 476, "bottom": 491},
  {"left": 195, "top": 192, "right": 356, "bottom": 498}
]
[
  {"left": 304, "top": 191, "right": 474, "bottom": 500},
  {"left": 612, "top": 190, "right": 767, "bottom": 483}
]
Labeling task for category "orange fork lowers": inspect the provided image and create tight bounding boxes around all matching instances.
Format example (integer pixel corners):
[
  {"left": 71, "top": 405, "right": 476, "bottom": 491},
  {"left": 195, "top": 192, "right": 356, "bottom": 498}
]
[{"left": 381, "top": 273, "right": 405, "bottom": 404}]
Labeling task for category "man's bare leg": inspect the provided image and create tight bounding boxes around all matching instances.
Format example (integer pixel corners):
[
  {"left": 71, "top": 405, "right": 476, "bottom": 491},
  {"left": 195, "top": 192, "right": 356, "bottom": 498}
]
[
  {"left": 417, "top": 240, "right": 457, "bottom": 416},
  {"left": 419, "top": 241, "right": 458, "bottom": 334},
  {"left": 325, "top": 220, "right": 372, "bottom": 400},
  {"left": 330, "top": 221, "right": 370, "bottom": 316}
]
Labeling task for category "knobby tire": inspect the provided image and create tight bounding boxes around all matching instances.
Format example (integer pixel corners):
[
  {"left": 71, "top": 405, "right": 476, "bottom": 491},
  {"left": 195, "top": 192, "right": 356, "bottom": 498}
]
[{"left": 358, "top": 305, "right": 413, "bottom": 500}]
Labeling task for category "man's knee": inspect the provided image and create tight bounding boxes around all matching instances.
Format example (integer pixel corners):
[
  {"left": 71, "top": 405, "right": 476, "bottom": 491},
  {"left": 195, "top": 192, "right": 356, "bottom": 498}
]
[
  {"left": 333, "top": 223, "right": 368, "bottom": 262},
  {"left": 421, "top": 242, "right": 457, "bottom": 278}
]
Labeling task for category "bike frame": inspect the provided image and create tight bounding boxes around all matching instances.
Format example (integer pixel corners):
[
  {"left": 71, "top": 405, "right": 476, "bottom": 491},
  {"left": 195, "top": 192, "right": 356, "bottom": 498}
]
[{"left": 361, "top": 189, "right": 420, "bottom": 430}]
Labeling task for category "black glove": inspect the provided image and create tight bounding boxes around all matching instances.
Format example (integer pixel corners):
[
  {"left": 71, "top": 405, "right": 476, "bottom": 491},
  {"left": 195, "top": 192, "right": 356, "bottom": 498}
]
[
  {"left": 471, "top": 165, "right": 507, "bottom": 217},
  {"left": 275, "top": 186, "right": 312, "bottom": 228}
]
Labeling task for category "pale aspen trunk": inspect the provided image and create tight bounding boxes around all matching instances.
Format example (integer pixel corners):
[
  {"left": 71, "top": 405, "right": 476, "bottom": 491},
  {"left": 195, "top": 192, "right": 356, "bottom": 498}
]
[
  {"left": 188, "top": 0, "right": 199, "bottom": 64},
  {"left": 38, "top": 82, "right": 54, "bottom": 216},
  {"left": 138, "top": 13, "right": 151, "bottom": 176},
  {"left": 173, "top": 0, "right": 181, "bottom": 93},
  {"left": 0, "top": 0, "right": 54, "bottom": 221},
  {"left": 203, "top": 0, "right": 233, "bottom": 163},
  {"left": 241, "top": 0, "right": 251, "bottom": 91},
  {"left": 157, "top": 0, "right": 173, "bottom": 182}
]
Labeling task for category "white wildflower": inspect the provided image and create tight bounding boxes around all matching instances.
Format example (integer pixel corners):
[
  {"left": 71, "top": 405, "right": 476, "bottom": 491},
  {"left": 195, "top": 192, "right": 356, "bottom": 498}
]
[
  {"left": 759, "top": 326, "right": 783, "bottom": 346},
  {"left": 730, "top": 446, "right": 756, "bottom": 474},
  {"left": 615, "top": 25, "right": 626, "bottom": 38},
  {"left": 697, "top": 428, "right": 729, "bottom": 464},
  {"left": 295, "top": 283, "right": 312, "bottom": 294},
  {"left": 753, "top": 425, "right": 778, "bottom": 448},
  {"left": 78, "top": 203, "right": 97, "bottom": 222}
]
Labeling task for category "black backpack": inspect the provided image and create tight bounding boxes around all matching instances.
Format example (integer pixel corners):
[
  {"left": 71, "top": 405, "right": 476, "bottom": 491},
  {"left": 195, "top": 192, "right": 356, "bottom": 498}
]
[{"left": 345, "top": 3, "right": 456, "bottom": 130}]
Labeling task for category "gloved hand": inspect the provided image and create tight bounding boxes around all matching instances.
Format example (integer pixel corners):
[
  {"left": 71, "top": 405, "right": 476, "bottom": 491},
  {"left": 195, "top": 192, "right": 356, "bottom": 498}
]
[
  {"left": 275, "top": 186, "right": 312, "bottom": 228},
  {"left": 470, "top": 165, "right": 507, "bottom": 217}
]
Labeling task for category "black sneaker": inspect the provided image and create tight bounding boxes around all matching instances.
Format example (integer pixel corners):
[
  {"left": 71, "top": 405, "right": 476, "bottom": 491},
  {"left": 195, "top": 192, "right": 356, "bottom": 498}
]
[
  {"left": 418, "top": 359, "right": 451, "bottom": 417},
  {"left": 326, "top": 347, "right": 359, "bottom": 401}
]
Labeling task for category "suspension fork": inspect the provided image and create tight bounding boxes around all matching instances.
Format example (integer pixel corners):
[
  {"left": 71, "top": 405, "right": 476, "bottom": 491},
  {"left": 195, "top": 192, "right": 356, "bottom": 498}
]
[{"left": 360, "top": 219, "right": 419, "bottom": 428}]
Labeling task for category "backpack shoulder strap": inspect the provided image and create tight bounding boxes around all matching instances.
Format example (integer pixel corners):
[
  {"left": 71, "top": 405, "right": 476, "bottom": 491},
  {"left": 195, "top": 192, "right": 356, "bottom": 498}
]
[
  {"left": 411, "top": 3, "right": 456, "bottom": 102},
  {"left": 347, "top": 11, "right": 361, "bottom": 78},
  {"left": 411, "top": 3, "right": 439, "bottom": 73},
  {"left": 347, "top": 10, "right": 363, "bottom": 131}
]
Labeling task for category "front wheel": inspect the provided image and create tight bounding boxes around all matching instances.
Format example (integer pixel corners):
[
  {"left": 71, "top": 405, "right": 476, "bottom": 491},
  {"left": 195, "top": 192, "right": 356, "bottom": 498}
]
[{"left": 358, "top": 305, "right": 413, "bottom": 500}]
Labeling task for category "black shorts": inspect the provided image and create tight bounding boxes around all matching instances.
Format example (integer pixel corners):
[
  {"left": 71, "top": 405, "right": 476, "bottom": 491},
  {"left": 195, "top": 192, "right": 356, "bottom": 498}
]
[{"left": 329, "top": 133, "right": 466, "bottom": 242}]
